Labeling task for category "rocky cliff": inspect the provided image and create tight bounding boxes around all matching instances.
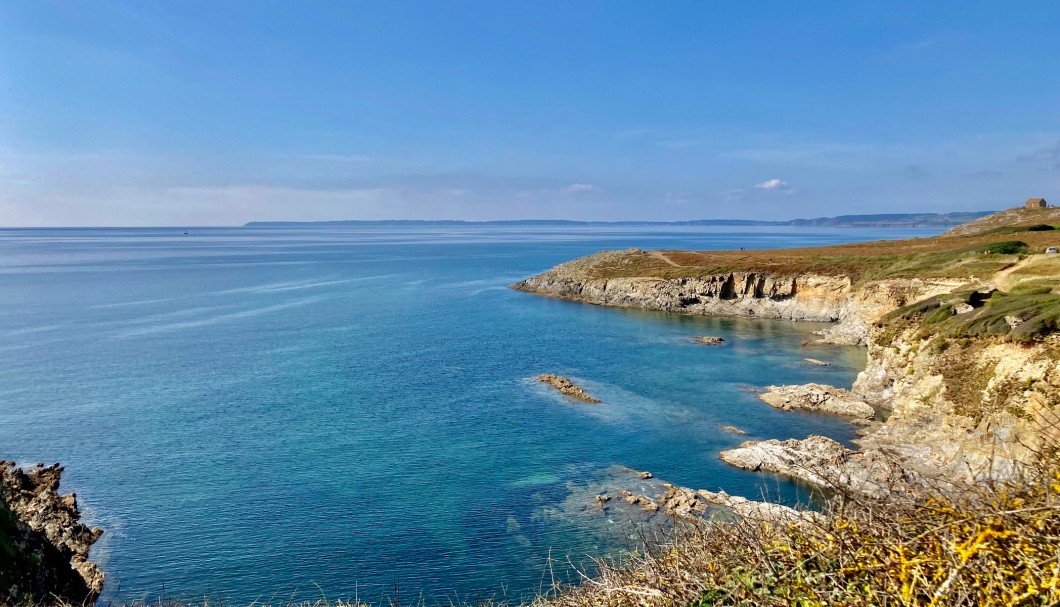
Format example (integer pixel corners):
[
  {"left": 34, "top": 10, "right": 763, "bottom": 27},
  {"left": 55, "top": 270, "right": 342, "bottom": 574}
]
[
  {"left": 0, "top": 462, "right": 104, "bottom": 606},
  {"left": 851, "top": 327, "right": 1060, "bottom": 483},
  {"left": 512, "top": 249, "right": 968, "bottom": 345},
  {"left": 513, "top": 238, "right": 1060, "bottom": 496}
]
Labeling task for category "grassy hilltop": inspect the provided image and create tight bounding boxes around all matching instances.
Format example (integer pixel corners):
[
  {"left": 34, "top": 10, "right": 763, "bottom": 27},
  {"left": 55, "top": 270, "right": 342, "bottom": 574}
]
[{"left": 575, "top": 207, "right": 1060, "bottom": 285}]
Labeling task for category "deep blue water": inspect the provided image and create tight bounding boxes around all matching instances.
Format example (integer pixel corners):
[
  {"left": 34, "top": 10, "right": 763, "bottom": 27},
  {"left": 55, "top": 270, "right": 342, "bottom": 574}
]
[{"left": 0, "top": 225, "right": 938, "bottom": 604}]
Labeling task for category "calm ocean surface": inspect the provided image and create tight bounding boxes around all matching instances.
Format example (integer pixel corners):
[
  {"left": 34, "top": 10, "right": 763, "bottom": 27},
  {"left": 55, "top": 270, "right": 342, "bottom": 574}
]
[{"left": 0, "top": 225, "right": 938, "bottom": 604}]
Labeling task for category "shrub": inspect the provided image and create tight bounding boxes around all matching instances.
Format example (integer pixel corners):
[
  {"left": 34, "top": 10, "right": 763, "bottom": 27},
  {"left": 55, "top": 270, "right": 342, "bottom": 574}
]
[
  {"left": 1027, "top": 224, "right": 1057, "bottom": 232},
  {"left": 978, "top": 241, "right": 1029, "bottom": 255}
]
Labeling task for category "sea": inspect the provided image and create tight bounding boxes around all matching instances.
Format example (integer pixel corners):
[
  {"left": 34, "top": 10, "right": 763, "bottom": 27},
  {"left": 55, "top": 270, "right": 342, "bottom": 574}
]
[{"left": 0, "top": 224, "right": 939, "bottom": 605}]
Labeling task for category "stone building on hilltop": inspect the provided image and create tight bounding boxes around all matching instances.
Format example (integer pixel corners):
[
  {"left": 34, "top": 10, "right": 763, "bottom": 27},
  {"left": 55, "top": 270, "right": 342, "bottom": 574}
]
[{"left": 1026, "top": 197, "right": 1048, "bottom": 209}]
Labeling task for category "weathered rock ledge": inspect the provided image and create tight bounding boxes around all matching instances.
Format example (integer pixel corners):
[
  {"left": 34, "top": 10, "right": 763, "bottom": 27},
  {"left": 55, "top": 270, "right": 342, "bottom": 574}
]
[
  {"left": 719, "top": 436, "right": 912, "bottom": 499},
  {"left": 1, "top": 461, "right": 104, "bottom": 606},
  {"left": 759, "top": 383, "right": 875, "bottom": 420}
]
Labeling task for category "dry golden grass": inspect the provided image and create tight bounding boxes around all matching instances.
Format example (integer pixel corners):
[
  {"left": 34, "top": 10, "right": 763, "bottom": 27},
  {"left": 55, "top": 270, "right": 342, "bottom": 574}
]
[{"left": 579, "top": 226, "right": 1060, "bottom": 285}]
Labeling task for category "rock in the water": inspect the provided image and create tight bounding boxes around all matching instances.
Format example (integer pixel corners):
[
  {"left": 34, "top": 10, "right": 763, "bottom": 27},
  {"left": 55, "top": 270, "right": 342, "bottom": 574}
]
[
  {"left": 804, "top": 358, "right": 831, "bottom": 366},
  {"left": 537, "top": 374, "right": 602, "bottom": 403},
  {"left": 0, "top": 461, "right": 104, "bottom": 606},
  {"left": 759, "top": 383, "right": 875, "bottom": 419},
  {"left": 659, "top": 485, "right": 708, "bottom": 517},
  {"left": 693, "top": 336, "right": 725, "bottom": 345},
  {"left": 636, "top": 470, "right": 653, "bottom": 479},
  {"left": 623, "top": 493, "right": 659, "bottom": 512},
  {"left": 720, "top": 425, "right": 748, "bottom": 435}
]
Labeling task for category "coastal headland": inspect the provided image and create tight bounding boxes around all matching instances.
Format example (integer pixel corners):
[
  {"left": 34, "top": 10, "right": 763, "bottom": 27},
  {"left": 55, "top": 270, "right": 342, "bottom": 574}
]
[
  {"left": 513, "top": 205, "right": 1060, "bottom": 493},
  {"left": 512, "top": 205, "right": 1060, "bottom": 605}
]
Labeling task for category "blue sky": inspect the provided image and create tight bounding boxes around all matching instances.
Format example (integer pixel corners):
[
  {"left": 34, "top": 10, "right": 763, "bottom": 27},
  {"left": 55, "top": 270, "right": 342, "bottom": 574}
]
[{"left": 1, "top": 1, "right": 1059, "bottom": 225}]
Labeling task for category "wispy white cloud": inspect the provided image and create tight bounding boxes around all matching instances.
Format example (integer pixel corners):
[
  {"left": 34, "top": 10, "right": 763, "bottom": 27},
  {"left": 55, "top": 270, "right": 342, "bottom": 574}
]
[
  {"left": 754, "top": 178, "right": 790, "bottom": 191},
  {"left": 563, "top": 183, "right": 596, "bottom": 194}
]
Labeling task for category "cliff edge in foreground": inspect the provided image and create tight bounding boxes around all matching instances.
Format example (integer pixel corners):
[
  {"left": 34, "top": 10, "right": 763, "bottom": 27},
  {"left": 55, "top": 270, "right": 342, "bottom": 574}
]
[{"left": 1, "top": 462, "right": 104, "bottom": 606}]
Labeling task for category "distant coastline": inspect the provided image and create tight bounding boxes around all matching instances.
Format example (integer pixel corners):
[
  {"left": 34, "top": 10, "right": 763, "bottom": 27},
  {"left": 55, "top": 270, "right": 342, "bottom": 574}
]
[{"left": 245, "top": 210, "right": 994, "bottom": 229}]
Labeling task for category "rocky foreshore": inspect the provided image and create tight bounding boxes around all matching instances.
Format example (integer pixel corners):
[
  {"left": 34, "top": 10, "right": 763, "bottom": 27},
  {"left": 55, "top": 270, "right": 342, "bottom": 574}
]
[
  {"left": 537, "top": 374, "right": 602, "bottom": 403},
  {"left": 0, "top": 461, "right": 104, "bottom": 606},
  {"left": 581, "top": 466, "right": 816, "bottom": 526}
]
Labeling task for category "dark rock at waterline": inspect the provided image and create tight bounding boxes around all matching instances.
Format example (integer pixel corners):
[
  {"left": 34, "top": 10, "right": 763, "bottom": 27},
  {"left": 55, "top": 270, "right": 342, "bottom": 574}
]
[{"left": 0, "top": 461, "right": 104, "bottom": 606}]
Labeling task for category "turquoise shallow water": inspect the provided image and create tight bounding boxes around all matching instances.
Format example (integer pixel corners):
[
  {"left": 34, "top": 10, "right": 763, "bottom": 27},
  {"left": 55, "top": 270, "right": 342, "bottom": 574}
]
[{"left": 0, "top": 225, "right": 938, "bottom": 604}]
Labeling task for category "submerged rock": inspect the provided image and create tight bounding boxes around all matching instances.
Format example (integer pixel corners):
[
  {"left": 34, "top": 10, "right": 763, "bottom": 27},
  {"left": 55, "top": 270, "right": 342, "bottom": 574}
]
[
  {"left": 693, "top": 336, "right": 725, "bottom": 345},
  {"left": 537, "top": 374, "right": 602, "bottom": 403},
  {"left": 0, "top": 461, "right": 104, "bottom": 606},
  {"left": 720, "top": 425, "right": 748, "bottom": 435},
  {"left": 759, "top": 383, "right": 875, "bottom": 419}
]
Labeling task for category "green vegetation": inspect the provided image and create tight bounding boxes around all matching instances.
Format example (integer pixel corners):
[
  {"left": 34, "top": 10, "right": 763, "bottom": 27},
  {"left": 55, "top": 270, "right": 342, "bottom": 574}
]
[
  {"left": 977, "top": 241, "right": 1029, "bottom": 255},
  {"left": 1027, "top": 224, "right": 1057, "bottom": 232},
  {"left": 883, "top": 288, "right": 1060, "bottom": 342}
]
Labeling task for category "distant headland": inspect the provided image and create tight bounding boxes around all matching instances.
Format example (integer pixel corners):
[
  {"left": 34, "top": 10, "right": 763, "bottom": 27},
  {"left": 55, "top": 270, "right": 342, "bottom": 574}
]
[{"left": 245, "top": 210, "right": 993, "bottom": 229}]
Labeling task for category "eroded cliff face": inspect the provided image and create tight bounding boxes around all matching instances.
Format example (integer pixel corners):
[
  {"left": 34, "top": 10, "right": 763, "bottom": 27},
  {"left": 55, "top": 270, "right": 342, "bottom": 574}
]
[
  {"left": 0, "top": 462, "right": 104, "bottom": 606},
  {"left": 852, "top": 328, "right": 1060, "bottom": 483},
  {"left": 512, "top": 250, "right": 969, "bottom": 345}
]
